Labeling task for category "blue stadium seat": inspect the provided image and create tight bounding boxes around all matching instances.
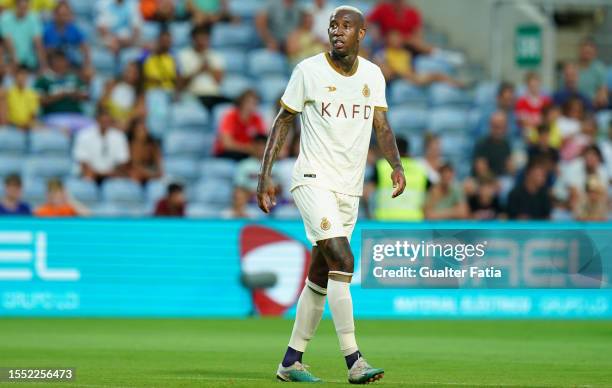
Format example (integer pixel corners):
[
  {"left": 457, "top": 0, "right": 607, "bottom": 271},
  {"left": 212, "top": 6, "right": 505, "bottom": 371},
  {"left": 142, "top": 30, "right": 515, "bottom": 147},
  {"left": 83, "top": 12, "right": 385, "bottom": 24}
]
[
  {"left": 228, "top": 0, "right": 264, "bottom": 21},
  {"left": 91, "top": 47, "right": 116, "bottom": 76},
  {"left": 211, "top": 103, "right": 234, "bottom": 131},
  {"left": 170, "top": 99, "right": 209, "bottom": 131},
  {"left": 23, "top": 156, "right": 72, "bottom": 179},
  {"left": 217, "top": 49, "right": 248, "bottom": 75},
  {"left": 164, "top": 131, "right": 208, "bottom": 157},
  {"left": 164, "top": 157, "right": 200, "bottom": 181},
  {"left": 186, "top": 203, "right": 222, "bottom": 218},
  {"left": 0, "top": 128, "right": 27, "bottom": 155},
  {"left": 101, "top": 179, "right": 143, "bottom": 204},
  {"left": 119, "top": 47, "right": 143, "bottom": 72},
  {"left": 69, "top": 0, "right": 94, "bottom": 19},
  {"left": 200, "top": 158, "right": 237, "bottom": 182},
  {"left": 74, "top": 19, "right": 94, "bottom": 42},
  {"left": 170, "top": 22, "right": 191, "bottom": 48},
  {"left": 389, "top": 80, "right": 428, "bottom": 106},
  {"left": 273, "top": 204, "right": 301, "bottom": 220},
  {"left": 0, "top": 156, "right": 24, "bottom": 177},
  {"left": 211, "top": 23, "right": 256, "bottom": 49},
  {"left": 29, "top": 130, "right": 70, "bottom": 155},
  {"left": 248, "top": 49, "right": 288, "bottom": 77},
  {"left": 607, "top": 67, "right": 612, "bottom": 91},
  {"left": 93, "top": 202, "right": 147, "bottom": 217},
  {"left": 467, "top": 108, "right": 483, "bottom": 135},
  {"left": 22, "top": 179, "right": 46, "bottom": 205},
  {"left": 257, "top": 75, "right": 289, "bottom": 104},
  {"left": 145, "top": 179, "right": 167, "bottom": 204},
  {"left": 142, "top": 22, "right": 161, "bottom": 44},
  {"left": 429, "top": 83, "right": 472, "bottom": 107},
  {"left": 90, "top": 74, "right": 109, "bottom": 102},
  {"left": 65, "top": 178, "right": 99, "bottom": 206},
  {"left": 387, "top": 107, "right": 429, "bottom": 136},
  {"left": 145, "top": 89, "right": 172, "bottom": 138},
  {"left": 193, "top": 178, "right": 233, "bottom": 206},
  {"left": 474, "top": 81, "right": 498, "bottom": 108},
  {"left": 408, "top": 134, "right": 424, "bottom": 156},
  {"left": 414, "top": 56, "right": 453, "bottom": 75},
  {"left": 429, "top": 108, "right": 469, "bottom": 133},
  {"left": 220, "top": 75, "right": 253, "bottom": 100},
  {"left": 440, "top": 133, "right": 472, "bottom": 159},
  {"left": 596, "top": 110, "right": 611, "bottom": 134}
]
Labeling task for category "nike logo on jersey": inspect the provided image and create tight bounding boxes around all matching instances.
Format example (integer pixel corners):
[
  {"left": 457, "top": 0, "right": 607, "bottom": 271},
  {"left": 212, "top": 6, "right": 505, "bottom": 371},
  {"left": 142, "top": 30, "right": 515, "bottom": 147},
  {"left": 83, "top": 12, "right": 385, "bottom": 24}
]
[{"left": 325, "top": 86, "right": 337, "bottom": 92}]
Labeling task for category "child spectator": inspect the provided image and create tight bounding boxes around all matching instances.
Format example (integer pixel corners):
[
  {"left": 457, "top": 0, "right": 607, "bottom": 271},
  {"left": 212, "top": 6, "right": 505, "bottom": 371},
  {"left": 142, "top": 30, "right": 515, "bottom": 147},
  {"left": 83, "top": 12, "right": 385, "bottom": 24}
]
[
  {"left": 515, "top": 72, "right": 551, "bottom": 130},
  {"left": 101, "top": 61, "right": 145, "bottom": 130},
  {"left": 35, "top": 178, "right": 89, "bottom": 217},
  {"left": 214, "top": 89, "right": 267, "bottom": 161},
  {"left": 127, "top": 118, "right": 162, "bottom": 184},
  {"left": 0, "top": 174, "right": 31, "bottom": 216},
  {"left": 7, "top": 65, "right": 39, "bottom": 130},
  {"left": 154, "top": 182, "right": 186, "bottom": 217},
  {"left": 1, "top": 0, "right": 47, "bottom": 71},
  {"left": 424, "top": 163, "right": 469, "bottom": 220}
]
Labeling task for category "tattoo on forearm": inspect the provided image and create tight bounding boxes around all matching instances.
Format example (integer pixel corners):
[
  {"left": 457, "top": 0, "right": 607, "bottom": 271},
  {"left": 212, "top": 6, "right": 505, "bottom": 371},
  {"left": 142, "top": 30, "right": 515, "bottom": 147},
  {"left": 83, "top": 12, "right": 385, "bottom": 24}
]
[
  {"left": 373, "top": 110, "right": 402, "bottom": 169},
  {"left": 260, "top": 108, "right": 296, "bottom": 178}
]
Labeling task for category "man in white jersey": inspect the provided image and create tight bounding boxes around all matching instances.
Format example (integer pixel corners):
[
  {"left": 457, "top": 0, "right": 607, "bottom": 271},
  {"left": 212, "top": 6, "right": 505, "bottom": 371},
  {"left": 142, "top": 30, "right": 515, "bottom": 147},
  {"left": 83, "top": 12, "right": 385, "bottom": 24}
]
[{"left": 257, "top": 5, "right": 406, "bottom": 384}]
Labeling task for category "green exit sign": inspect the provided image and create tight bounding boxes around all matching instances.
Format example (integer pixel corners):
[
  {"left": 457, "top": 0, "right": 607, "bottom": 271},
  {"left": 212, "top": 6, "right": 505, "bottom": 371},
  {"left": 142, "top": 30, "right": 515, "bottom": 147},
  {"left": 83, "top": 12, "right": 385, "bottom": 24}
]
[{"left": 515, "top": 25, "right": 542, "bottom": 67}]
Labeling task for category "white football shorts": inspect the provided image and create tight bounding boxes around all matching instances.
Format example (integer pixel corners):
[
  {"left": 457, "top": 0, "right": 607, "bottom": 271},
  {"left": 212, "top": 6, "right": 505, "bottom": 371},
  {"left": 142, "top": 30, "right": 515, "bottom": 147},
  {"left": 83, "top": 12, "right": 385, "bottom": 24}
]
[{"left": 291, "top": 184, "right": 360, "bottom": 246}]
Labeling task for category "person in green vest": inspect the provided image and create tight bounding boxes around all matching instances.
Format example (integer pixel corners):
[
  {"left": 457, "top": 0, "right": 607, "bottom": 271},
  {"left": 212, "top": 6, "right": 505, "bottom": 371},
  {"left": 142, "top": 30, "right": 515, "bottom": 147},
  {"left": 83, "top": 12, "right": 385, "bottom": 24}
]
[{"left": 370, "top": 136, "right": 427, "bottom": 221}]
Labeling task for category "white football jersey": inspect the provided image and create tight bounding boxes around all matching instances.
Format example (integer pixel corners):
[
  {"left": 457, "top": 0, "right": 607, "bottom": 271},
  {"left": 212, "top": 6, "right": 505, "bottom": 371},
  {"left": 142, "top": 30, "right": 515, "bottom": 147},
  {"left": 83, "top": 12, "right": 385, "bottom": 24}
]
[{"left": 281, "top": 52, "right": 388, "bottom": 196}]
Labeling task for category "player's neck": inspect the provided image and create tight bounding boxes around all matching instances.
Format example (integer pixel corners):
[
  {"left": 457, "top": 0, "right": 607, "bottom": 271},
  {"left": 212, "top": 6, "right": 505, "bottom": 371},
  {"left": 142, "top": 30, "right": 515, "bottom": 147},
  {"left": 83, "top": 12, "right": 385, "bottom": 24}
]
[{"left": 328, "top": 50, "right": 359, "bottom": 76}]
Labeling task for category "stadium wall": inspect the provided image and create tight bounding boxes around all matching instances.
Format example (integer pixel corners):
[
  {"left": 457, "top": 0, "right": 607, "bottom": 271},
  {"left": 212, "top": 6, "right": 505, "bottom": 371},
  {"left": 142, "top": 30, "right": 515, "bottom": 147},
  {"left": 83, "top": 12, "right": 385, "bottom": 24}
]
[{"left": 0, "top": 219, "right": 610, "bottom": 319}]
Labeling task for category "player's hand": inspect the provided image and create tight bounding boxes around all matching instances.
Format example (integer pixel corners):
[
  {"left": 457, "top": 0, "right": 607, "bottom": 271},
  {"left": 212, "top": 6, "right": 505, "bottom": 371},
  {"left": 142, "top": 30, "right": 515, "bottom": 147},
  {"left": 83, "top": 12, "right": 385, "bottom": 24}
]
[
  {"left": 256, "top": 175, "right": 277, "bottom": 213},
  {"left": 391, "top": 167, "right": 406, "bottom": 198}
]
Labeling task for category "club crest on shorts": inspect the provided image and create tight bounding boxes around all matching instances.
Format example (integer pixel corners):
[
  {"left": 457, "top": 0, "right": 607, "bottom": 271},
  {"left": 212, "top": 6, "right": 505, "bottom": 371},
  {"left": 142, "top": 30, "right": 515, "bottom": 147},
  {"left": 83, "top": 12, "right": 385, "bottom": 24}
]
[
  {"left": 362, "top": 84, "right": 370, "bottom": 97},
  {"left": 320, "top": 217, "right": 331, "bottom": 231}
]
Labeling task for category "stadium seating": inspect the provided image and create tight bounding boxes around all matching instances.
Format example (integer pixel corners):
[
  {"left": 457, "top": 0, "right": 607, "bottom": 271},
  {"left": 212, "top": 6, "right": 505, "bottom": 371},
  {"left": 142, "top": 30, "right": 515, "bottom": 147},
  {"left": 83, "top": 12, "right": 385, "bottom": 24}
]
[
  {"left": 186, "top": 203, "right": 222, "bottom": 218},
  {"left": 217, "top": 49, "right": 248, "bottom": 75},
  {"left": 211, "top": 23, "right": 256, "bottom": 49},
  {"left": 29, "top": 130, "right": 71, "bottom": 156},
  {"left": 248, "top": 49, "right": 288, "bottom": 77},
  {"left": 65, "top": 178, "right": 99, "bottom": 206},
  {"left": 22, "top": 178, "right": 46, "bottom": 205},
  {"left": 211, "top": 103, "right": 234, "bottom": 130},
  {"left": 170, "top": 22, "right": 191, "bottom": 48},
  {"left": 429, "top": 108, "right": 469, "bottom": 134},
  {"left": 164, "top": 157, "right": 200, "bottom": 181},
  {"left": 145, "top": 89, "right": 172, "bottom": 138},
  {"left": 0, "top": 128, "right": 27, "bottom": 155},
  {"left": 228, "top": 0, "right": 264, "bottom": 21},
  {"left": 257, "top": 75, "right": 290, "bottom": 104},
  {"left": 200, "top": 158, "right": 236, "bottom": 183},
  {"left": 145, "top": 179, "right": 167, "bottom": 205},
  {"left": 474, "top": 81, "right": 499, "bottom": 108},
  {"left": 193, "top": 178, "right": 233, "bottom": 206},
  {"left": 607, "top": 67, "right": 612, "bottom": 91},
  {"left": 414, "top": 56, "right": 453, "bottom": 76},
  {"left": 142, "top": 22, "right": 161, "bottom": 44},
  {"left": 429, "top": 83, "right": 472, "bottom": 107},
  {"left": 22, "top": 156, "right": 73, "bottom": 179},
  {"left": 91, "top": 47, "right": 115, "bottom": 76},
  {"left": 170, "top": 99, "right": 210, "bottom": 131},
  {"left": 101, "top": 179, "right": 144, "bottom": 205},
  {"left": 220, "top": 75, "right": 253, "bottom": 100},
  {"left": 273, "top": 204, "right": 301, "bottom": 220},
  {"left": 0, "top": 155, "right": 24, "bottom": 177},
  {"left": 164, "top": 131, "right": 209, "bottom": 157},
  {"left": 387, "top": 107, "right": 429, "bottom": 136},
  {"left": 389, "top": 80, "right": 428, "bottom": 107},
  {"left": 119, "top": 47, "right": 144, "bottom": 72}
]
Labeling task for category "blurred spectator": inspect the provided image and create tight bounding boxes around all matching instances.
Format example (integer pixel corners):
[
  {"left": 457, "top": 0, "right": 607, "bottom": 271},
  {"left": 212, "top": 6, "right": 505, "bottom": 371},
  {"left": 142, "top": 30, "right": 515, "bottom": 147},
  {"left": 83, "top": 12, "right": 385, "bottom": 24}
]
[
  {"left": 178, "top": 24, "right": 226, "bottom": 110},
  {"left": 473, "top": 111, "right": 513, "bottom": 178},
  {"left": 43, "top": 1, "right": 91, "bottom": 71},
  {"left": 561, "top": 115, "right": 598, "bottom": 162},
  {"left": 140, "top": 0, "right": 175, "bottom": 23},
  {"left": 368, "top": 0, "right": 428, "bottom": 53},
  {"left": 573, "top": 175, "right": 608, "bottom": 221},
  {"left": 0, "top": 174, "right": 31, "bottom": 215},
  {"left": 527, "top": 125, "right": 559, "bottom": 168},
  {"left": 576, "top": 38, "right": 608, "bottom": 109},
  {"left": 599, "top": 124, "right": 612, "bottom": 183},
  {"left": 126, "top": 117, "right": 162, "bottom": 183},
  {"left": 468, "top": 176, "right": 502, "bottom": 221},
  {"left": 7, "top": 65, "right": 39, "bottom": 130},
  {"left": 1, "top": 0, "right": 47, "bottom": 71},
  {"left": 154, "top": 182, "right": 186, "bottom": 216},
  {"left": 368, "top": 137, "right": 427, "bottom": 221},
  {"left": 553, "top": 145, "right": 608, "bottom": 207},
  {"left": 477, "top": 82, "right": 518, "bottom": 137},
  {"left": 424, "top": 163, "right": 469, "bottom": 220},
  {"left": 35, "top": 49, "right": 92, "bottom": 133},
  {"left": 255, "top": 0, "right": 301, "bottom": 52},
  {"left": 311, "top": 0, "right": 334, "bottom": 44},
  {"left": 558, "top": 97, "right": 586, "bottom": 161},
  {"left": 526, "top": 104, "right": 562, "bottom": 149},
  {"left": 35, "top": 178, "right": 89, "bottom": 217},
  {"left": 553, "top": 63, "right": 593, "bottom": 111},
  {"left": 286, "top": 8, "right": 325, "bottom": 66},
  {"left": 101, "top": 61, "right": 145, "bottom": 130},
  {"left": 142, "top": 28, "right": 178, "bottom": 91},
  {"left": 376, "top": 30, "right": 461, "bottom": 86},
  {"left": 186, "top": 0, "right": 234, "bottom": 27},
  {"left": 0, "top": 0, "right": 55, "bottom": 15},
  {"left": 417, "top": 133, "right": 443, "bottom": 186},
  {"left": 96, "top": 0, "right": 142, "bottom": 56},
  {"left": 515, "top": 72, "right": 551, "bottom": 130},
  {"left": 214, "top": 89, "right": 266, "bottom": 161},
  {"left": 506, "top": 160, "right": 551, "bottom": 220},
  {"left": 73, "top": 107, "right": 130, "bottom": 183}
]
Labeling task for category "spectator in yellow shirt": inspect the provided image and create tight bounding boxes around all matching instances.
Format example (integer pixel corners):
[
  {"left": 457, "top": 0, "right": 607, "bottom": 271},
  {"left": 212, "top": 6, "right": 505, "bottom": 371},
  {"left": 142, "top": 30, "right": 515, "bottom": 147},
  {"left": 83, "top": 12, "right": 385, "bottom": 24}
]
[
  {"left": 7, "top": 65, "right": 39, "bottom": 130},
  {"left": 0, "top": 0, "right": 55, "bottom": 14},
  {"left": 143, "top": 28, "right": 178, "bottom": 91}
]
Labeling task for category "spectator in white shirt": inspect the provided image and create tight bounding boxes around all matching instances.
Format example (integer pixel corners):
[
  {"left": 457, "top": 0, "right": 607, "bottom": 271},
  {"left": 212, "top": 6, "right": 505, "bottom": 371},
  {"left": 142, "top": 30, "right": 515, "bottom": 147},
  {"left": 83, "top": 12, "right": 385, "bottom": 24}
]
[
  {"left": 73, "top": 107, "right": 130, "bottom": 183},
  {"left": 96, "top": 0, "right": 142, "bottom": 57},
  {"left": 178, "top": 24, "right": 227, "bottom": 110}
]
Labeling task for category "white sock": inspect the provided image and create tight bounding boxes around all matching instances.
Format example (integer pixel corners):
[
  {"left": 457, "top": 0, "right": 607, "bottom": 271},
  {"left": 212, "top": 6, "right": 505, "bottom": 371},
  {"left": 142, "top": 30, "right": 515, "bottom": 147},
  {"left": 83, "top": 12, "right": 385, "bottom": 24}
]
[
  {"left": 327, "top": 277, "right": 358, "bottom": 356},
  {"left": 287, "top": 279, "right": 326, "bottom": 352}
]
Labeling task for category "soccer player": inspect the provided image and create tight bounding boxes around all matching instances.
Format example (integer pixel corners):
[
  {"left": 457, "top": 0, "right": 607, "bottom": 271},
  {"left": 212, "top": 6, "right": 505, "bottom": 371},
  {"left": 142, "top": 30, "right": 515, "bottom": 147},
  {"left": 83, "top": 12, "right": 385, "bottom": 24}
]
[{"left": 257, "top": 5, "right": 406, "bottom": 384}]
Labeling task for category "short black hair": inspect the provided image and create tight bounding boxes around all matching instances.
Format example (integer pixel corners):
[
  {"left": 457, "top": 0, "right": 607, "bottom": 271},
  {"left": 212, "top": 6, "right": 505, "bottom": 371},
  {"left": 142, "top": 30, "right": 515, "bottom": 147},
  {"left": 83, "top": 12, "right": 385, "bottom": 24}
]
[
  {"left": 191, "top": 24, "right": 211, "bottom": 39},
  {"left": 235, "top": 89, "right": 259, "bottom": 107},
  {"left": 497, "top": 81, "right": 515, "bottom": 97},
  {"left": 167, "top": 182, "right": 184, "bottom": 195},
  {"left": 583, "top": 144, "right": 603, "bottom": 162},
  {"left": 440, "top": 162, "right": 454, "bottom": 173},
  {"left": 4, "top": 174, "right": 21, "bottom": 186},
  {"left": 396, "top": 136, "right": 410, "bottom": 156}
]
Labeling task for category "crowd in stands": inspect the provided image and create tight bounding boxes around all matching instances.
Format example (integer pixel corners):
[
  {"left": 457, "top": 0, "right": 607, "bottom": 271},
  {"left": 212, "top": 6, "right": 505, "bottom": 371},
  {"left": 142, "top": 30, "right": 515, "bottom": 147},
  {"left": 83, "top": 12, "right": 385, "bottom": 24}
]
[{"left": 0, "top": 0, "right": 610, "bottom": 221}]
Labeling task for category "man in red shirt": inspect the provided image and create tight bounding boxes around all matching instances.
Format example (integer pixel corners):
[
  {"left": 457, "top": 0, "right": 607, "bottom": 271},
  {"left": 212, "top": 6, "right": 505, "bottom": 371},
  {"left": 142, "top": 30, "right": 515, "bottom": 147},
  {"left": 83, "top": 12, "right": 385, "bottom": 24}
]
[
  {"left": 368, "top": 0, "right": 432, "bottom": 54},
  {"left": 214, "top": 89, "right": 267, "bottom": 161}
]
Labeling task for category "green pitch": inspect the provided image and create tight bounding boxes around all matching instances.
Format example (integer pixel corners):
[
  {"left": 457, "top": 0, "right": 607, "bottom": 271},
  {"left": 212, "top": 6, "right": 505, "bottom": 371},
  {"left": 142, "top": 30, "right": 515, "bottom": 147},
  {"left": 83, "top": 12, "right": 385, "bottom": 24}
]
[{"left": 0, "top": 318, "right": 611, "bottom": 387}]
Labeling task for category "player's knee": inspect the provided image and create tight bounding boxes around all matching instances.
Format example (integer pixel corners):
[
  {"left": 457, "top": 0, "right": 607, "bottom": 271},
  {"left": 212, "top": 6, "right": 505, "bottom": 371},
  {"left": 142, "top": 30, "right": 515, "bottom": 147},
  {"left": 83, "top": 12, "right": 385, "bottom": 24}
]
[{"left": 318, "top": 238, "right": 354, "bottom": 274}]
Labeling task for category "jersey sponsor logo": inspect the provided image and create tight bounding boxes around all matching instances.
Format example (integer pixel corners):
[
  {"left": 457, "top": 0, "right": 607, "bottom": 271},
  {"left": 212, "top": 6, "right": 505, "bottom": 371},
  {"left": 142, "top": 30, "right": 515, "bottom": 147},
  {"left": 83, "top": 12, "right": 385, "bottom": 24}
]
[
  {"left": 240, "top": 225, "right": 311, "bottom": 316},
  {"left": 325, "top": 86, "right": 337, "bottom": 92},
  {"left": 362, "top": 84, "right": 370, "bottom": 97},
  {"left": 320, "top": 102, "right": 373, "bottom": 120},
  {"left": 303, "top": 174, "right": 316, "bottom": 178},
  {"left": 320, "top": 218, "right": 331, "bottom": 231}
]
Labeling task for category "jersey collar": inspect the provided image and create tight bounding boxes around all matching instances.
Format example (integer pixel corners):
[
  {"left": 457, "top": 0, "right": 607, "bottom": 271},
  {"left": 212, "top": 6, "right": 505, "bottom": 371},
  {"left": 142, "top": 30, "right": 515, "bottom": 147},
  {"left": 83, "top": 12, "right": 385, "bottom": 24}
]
[{"left": 325, "top": 52, "right": 359, "bottom": 77}]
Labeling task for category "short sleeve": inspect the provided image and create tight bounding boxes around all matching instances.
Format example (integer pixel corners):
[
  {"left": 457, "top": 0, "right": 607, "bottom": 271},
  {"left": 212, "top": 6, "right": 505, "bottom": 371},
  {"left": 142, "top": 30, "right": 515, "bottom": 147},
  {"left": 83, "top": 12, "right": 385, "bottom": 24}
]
[
  {"left": 373, "top": 69, "right": 387, "bottom": 111},
  {"left": 280, "top": 65, "right": 306, "bottom": 113}
]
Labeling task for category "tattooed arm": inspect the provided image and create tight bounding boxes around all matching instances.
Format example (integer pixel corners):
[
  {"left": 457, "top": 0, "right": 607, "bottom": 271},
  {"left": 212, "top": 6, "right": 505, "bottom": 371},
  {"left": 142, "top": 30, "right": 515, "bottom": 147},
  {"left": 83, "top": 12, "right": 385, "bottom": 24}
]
[
  {"left": 373, "top": 109, "right": 406, "bottom": 198},
  {"left": 257, "top": 107, "right": 297, "bottom": 213}
]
